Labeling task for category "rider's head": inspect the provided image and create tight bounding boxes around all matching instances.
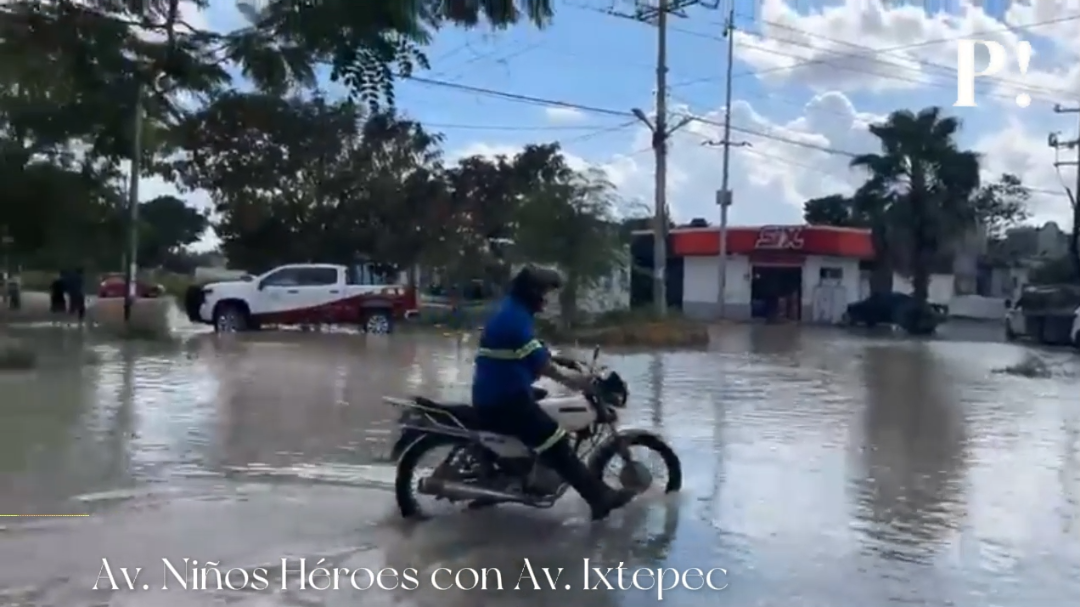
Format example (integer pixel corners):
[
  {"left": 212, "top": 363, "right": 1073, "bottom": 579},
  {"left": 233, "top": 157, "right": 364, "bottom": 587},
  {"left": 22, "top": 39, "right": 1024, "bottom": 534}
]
[{"left": 509, "top": 265, "right": 563, "bottom": 314}]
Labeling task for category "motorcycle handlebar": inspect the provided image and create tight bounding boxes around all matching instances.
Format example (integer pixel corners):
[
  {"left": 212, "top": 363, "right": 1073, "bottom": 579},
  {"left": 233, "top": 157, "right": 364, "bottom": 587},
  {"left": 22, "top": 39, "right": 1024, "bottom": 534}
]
[{"left": 550, "top": 354, "right": 582, "bottom": 370}]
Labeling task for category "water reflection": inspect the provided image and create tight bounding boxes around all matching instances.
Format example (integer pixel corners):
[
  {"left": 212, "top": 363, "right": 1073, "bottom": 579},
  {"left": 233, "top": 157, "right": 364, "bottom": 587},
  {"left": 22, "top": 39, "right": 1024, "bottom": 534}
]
[
  {"left": 646, "top": 353, "right": 663, "bottom": 428},
  {"left": 853, "top": 344, "right": 969, "bottom": 564},
  {"left": 377, "top": 498, "right": 684, "bottom": 607},
  {"left": 2, "top": 326, "right": 1079, "bottom": 606}
]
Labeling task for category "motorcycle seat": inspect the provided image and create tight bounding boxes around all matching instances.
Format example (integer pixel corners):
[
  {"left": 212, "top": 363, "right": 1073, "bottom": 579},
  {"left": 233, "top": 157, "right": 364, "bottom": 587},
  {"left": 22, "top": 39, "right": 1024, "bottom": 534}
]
[
  {"left": 412, "top": 397, "right": 485, "bottom": 429},
  {"left": 411, "top": 386, "right": 550, "bottom": 430}
]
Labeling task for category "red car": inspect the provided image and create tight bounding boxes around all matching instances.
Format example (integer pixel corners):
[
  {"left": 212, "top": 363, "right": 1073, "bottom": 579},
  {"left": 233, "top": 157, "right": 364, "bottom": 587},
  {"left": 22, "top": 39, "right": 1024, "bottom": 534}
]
[{"left": 97, "top": 275, "right": 165, "bottom": 299}]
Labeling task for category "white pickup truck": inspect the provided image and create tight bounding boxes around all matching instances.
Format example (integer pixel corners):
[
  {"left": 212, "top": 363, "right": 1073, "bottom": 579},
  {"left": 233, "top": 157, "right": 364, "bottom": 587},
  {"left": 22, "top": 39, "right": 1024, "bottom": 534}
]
[{"left": 184, "top": 263, "right": 418, "bottom": 333}]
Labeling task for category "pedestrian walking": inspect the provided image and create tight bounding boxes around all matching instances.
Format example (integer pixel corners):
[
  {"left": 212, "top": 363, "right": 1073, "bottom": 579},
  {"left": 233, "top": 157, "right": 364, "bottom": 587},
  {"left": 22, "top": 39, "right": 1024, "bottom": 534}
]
[
  {"left": 5, "top": 269, "right": 21, "bottom": 311},
  {"left": 66, "top": 267, "right": 86, "bottom": 324}
]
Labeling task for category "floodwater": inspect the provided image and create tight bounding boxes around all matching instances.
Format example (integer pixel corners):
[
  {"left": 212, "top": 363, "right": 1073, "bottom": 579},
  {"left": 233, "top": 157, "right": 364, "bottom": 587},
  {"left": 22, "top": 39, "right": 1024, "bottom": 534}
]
[{"left": 1, "top": 325, "right": 1078, "bottom": 606}]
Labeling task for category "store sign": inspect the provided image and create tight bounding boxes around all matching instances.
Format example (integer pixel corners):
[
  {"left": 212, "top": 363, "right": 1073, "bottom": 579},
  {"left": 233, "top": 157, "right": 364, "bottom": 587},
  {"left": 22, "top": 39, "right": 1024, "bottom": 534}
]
[{"left": 754, "top": 226, "right": 805, "bottom": 250}]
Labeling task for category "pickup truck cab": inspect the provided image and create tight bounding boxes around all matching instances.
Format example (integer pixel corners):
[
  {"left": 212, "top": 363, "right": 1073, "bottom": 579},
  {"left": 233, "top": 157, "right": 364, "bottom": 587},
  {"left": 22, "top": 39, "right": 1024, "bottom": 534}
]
[
  {"left": 1005, "top": 285, "right": 1080, "bottom": 347},
  {"left": 184, "top": 263, "right": 417, "bottom": 333}
]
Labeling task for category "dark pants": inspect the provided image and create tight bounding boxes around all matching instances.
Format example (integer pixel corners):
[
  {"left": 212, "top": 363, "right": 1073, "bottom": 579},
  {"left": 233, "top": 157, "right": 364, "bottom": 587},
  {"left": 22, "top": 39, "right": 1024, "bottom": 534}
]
[
  {"left": 478, "top": 392, "right": 565, "bottom": 454},
  {"left": 69, "top": 294, "right": 86, "bottom": 321},
  {"left": 475, "top": 392, "right": 613, "bottom": 507}
]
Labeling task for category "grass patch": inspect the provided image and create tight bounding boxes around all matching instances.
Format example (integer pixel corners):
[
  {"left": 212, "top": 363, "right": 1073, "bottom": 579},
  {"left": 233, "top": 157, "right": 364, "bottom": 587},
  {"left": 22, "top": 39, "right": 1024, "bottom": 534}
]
[{"left": 538, "top": 307, "right": 709, "bottom": 347}]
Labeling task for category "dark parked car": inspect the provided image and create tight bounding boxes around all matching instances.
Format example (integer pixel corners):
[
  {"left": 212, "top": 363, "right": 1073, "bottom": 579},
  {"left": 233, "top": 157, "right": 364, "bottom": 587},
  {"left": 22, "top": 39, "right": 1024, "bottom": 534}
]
[{"left": 843, "top": 292, "right": 948, "bottom": 327}]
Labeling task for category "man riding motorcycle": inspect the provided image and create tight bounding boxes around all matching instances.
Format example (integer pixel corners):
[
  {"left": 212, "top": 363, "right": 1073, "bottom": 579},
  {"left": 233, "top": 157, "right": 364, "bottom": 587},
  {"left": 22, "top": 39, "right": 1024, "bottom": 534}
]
[{"left": 471, "top": 265, "right": 636, "bottom": 520}]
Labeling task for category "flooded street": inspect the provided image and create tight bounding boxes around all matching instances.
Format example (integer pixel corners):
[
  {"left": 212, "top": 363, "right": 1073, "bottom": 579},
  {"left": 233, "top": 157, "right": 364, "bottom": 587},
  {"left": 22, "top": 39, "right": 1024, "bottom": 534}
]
[{"left": 1, "top": 326, "right": 1078, "bottom": 606}]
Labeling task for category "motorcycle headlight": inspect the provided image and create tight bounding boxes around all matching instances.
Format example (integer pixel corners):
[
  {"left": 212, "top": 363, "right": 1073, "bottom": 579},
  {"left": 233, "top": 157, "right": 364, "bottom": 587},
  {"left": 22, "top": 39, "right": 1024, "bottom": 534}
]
[{"left": 595, "top": 369, "right": 629, "bottom": 408}]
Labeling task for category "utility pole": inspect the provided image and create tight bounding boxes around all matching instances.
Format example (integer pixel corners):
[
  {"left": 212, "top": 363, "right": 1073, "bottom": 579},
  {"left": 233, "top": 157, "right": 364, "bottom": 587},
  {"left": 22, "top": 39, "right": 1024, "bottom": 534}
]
[
  {"left": 616, "top": 0, "right": 720, "bottom": 317},
  {"left": 123, "top": 81, "right": 144, "bottom": 323},
  {"left": 1050, "top": 104, "right": 1080, "bottom": 279},
  {"left": 701, "top": 8, "right": 747, "bottom": 319},
  {"left": 716, "top": 8, "right": 735, "bottom": 320}
]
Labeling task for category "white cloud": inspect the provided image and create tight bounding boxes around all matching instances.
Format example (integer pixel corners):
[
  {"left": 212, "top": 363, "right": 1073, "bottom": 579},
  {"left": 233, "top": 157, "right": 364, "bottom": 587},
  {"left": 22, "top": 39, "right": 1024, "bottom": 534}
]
[
  {"left": 493, "top": 0, "right": 1077, "bottom": 232},
  {"left": 131, "top": 0, "right": 1080, "bottom": 255},
  {"left": 544, "top": 106, "right": 587, "bottom": 123},
  {"left": 736, "top": 0, "right": 1079, "bottom": 106}
]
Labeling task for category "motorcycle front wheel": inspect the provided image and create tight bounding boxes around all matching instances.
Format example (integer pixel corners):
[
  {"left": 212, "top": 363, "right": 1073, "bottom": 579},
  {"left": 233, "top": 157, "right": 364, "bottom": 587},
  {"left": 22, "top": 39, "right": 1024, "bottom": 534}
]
[{"left": 587, "top": 432, "right": 682, "bottom": 494}]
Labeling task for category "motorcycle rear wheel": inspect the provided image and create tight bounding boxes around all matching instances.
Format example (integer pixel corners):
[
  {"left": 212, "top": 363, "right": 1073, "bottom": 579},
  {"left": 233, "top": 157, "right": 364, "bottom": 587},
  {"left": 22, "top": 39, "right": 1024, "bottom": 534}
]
[
  {"left": 395, "top": 433, "right": 473, "bottom": 519},
  {"left": 587, "top": 432, "right": 682, "bottom": 494}
]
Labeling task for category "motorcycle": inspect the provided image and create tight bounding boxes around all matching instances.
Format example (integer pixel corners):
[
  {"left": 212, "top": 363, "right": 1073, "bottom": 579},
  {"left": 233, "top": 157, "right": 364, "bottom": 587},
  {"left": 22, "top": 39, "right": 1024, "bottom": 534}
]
[{"left": 383, "top": 347, "right": 682, "bottom": 518}]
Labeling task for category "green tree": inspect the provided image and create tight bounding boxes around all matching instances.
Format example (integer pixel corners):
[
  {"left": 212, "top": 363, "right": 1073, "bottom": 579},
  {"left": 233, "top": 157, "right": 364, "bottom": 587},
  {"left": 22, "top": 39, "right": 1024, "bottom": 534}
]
[
  {"left": 510, "top": 144, "right": 624, "bottom": 326},
  {"left": 803, "top": 194, "right": 863, "bottom": 227},
  {"left": 169, "top": 91, "right": 363, "bottom": 270},
  {"left": 850, "top": 107, "right": 982, "bottom": 330},
  {"left": 136, "top": 195, "right": 208, "bottom": 267},
  {"left": 971, "top": 173, "right": 1031, "bottom": 239}
]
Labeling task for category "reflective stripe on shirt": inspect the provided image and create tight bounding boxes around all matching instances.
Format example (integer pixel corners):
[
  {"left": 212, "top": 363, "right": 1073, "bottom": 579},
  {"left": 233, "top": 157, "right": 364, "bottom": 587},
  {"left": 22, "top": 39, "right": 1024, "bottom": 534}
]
[{"left": 476, "top": 338, "right": 543, "bottom": 360}]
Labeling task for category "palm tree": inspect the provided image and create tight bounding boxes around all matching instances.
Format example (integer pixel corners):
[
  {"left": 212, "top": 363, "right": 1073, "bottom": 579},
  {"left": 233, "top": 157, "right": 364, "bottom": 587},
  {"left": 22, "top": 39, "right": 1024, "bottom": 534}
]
[{"left": 850, "top": 107, "right": 982, "bottom": 310}]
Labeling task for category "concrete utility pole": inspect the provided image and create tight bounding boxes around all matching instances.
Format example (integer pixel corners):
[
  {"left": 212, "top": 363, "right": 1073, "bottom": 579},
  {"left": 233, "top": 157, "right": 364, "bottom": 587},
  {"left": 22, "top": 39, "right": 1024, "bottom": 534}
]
[
  {"left": 123, "top": 81, "right": 144, "bottom": 323},
  {"left": 716, "top": 8, "right": 735, "bottom": 320},
  {"left": 617, "top": 0, "right": 720, "bottom": 317},
  {"left": 1050, "top": 104, "right": 1080, "bottom": 277}
]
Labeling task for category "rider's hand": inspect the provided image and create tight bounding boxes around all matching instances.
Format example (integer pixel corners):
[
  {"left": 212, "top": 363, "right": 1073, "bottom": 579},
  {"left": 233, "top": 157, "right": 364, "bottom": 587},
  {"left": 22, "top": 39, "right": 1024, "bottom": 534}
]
[{"left": 564, "top": 370, "right": 595, "bottom": 393}]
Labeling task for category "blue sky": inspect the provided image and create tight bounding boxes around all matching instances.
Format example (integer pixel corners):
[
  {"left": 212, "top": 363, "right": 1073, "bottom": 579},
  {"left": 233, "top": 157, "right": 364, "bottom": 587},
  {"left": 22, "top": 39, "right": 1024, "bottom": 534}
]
[{"left": 169, "top": 0, "right": 1080, "bottom": 249}]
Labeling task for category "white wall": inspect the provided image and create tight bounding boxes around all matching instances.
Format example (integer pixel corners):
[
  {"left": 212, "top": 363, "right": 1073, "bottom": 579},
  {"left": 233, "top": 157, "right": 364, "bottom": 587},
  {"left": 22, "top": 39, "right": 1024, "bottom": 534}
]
[
  {"left": 801, "top": 256, "right": 863, "bottom": 324},
  {"left": 682, "top": 255, "right": 751, "bottom": 308},
  {"left": 681, "top": 255, "right": 863, "bottom": 322}
]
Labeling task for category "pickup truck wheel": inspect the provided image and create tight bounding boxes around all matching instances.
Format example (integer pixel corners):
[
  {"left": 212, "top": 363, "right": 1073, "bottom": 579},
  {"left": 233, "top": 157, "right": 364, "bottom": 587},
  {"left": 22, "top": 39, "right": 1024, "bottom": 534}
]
[
  {"left": 214, "top": 303, "right": 248, "bottom": 333},
  {"left": 363, "top": 310, "right": 392, "bottom": 334}
]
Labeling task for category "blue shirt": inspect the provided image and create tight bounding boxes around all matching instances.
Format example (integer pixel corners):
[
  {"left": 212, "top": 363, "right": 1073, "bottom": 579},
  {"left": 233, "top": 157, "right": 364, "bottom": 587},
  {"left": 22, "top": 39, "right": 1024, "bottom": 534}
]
[{"left": 471, "top": 296, "right": 550, "bottom": 408}]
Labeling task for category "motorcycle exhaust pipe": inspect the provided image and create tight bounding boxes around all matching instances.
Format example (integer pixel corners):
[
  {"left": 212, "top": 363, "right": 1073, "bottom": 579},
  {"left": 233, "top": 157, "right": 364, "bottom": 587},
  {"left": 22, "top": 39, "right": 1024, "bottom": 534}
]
[{"left": 418, "top": 477, "right": 522, "bottom": 503}]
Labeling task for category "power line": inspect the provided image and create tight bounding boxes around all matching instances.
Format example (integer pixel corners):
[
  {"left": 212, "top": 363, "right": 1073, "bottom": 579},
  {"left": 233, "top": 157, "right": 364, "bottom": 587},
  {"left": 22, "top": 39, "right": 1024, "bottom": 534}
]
[
  {"left": 405, "top": 76, "right": 628, "bottom": 118},
  {"left": 666, "top": 19, "right": 1075, "bottom": 105},
  {"left": 728, "top": 12, "right": 1080, "bottom": 83},
  {"left": 422, "top": 121, "right": 627, "bottom": 132},
  {"left": 405, "top": 75, "right": 858, "bottom": 156},
  {"left": 407, "top": 71, "right": 1075, "bottom": 200},
  {"left": 756, "top": 19, "right": 1072, "bottom": 99}
]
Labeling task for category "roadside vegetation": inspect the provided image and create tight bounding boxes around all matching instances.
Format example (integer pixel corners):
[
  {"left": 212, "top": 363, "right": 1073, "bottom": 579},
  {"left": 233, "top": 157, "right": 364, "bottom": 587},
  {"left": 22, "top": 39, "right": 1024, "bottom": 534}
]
[
  {"left": 7, "top": 2, "right": 1069, "bottom": 345},
  {"left": 0, "top": 0, "right": 644, "bottom": 336},
  {"left": 800, "top": 107, "right": 1075, "bottom": 335}
]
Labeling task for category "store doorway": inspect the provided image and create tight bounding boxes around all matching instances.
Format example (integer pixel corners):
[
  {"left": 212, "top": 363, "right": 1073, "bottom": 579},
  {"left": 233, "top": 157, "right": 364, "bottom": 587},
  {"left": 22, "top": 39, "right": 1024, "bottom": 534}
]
[{"left": 751, "top": 265, "right": 803, "bottom": 321}]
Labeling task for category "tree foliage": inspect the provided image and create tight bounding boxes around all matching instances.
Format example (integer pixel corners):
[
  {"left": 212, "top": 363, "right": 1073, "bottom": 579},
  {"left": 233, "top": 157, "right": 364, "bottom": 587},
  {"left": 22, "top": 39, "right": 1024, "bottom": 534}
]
[
  {"left": 802, "top": 107, "right": 1036, "bottom": 334},
  {"left": 137, "top": 195, "right": 208, "bottom": 267},
  {"left": 166, "top": 91, "right": 626, "bottom": 317},
  {"left": 0, "top": 0, "right": 624, "bottom": 322}
]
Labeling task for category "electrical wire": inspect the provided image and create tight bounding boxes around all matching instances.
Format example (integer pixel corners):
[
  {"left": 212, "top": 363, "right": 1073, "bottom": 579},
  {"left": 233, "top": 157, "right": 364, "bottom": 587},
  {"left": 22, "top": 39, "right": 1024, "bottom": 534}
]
[
  {"left": 422, "top": 122, "right": 627, "bottom": 131},
  {"left": 405, "top": 75, "right": 858, "bottom": 156},
  {"left": 665, "top": 19, "right": 1076, "bottom": 105},
  {"left": 729, "top": 12, "right": 1080, "bottom": 84}
]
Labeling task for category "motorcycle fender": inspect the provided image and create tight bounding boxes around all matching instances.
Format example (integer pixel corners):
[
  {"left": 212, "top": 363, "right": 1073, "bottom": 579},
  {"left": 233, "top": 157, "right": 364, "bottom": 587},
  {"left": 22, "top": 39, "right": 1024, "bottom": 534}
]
[
  {"left": 390, "top": 429, "right": 424, "bottom": 462},
  {"left": 587, "top": 428, "right": 664, "bottom": 468}
]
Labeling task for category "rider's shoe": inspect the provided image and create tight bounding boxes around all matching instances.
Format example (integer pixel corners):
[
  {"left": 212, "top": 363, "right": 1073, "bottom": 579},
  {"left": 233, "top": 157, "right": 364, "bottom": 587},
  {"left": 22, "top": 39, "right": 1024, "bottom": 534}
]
[
  {"left": 538, "top": 438, "right": 637, "bottom": 521},
  {"left": 587, "top": 487, "right": 637, "bottom": 521}
]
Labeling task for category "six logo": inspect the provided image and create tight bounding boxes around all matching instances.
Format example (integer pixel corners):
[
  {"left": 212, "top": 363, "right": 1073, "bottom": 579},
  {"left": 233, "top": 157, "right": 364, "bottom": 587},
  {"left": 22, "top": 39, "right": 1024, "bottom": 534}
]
[
  {"left": 954, "top": 39, "right": 1033, "bottom": 108},
  {"left": 754, "top": 226, "right": 805, "bottom": 250}
]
